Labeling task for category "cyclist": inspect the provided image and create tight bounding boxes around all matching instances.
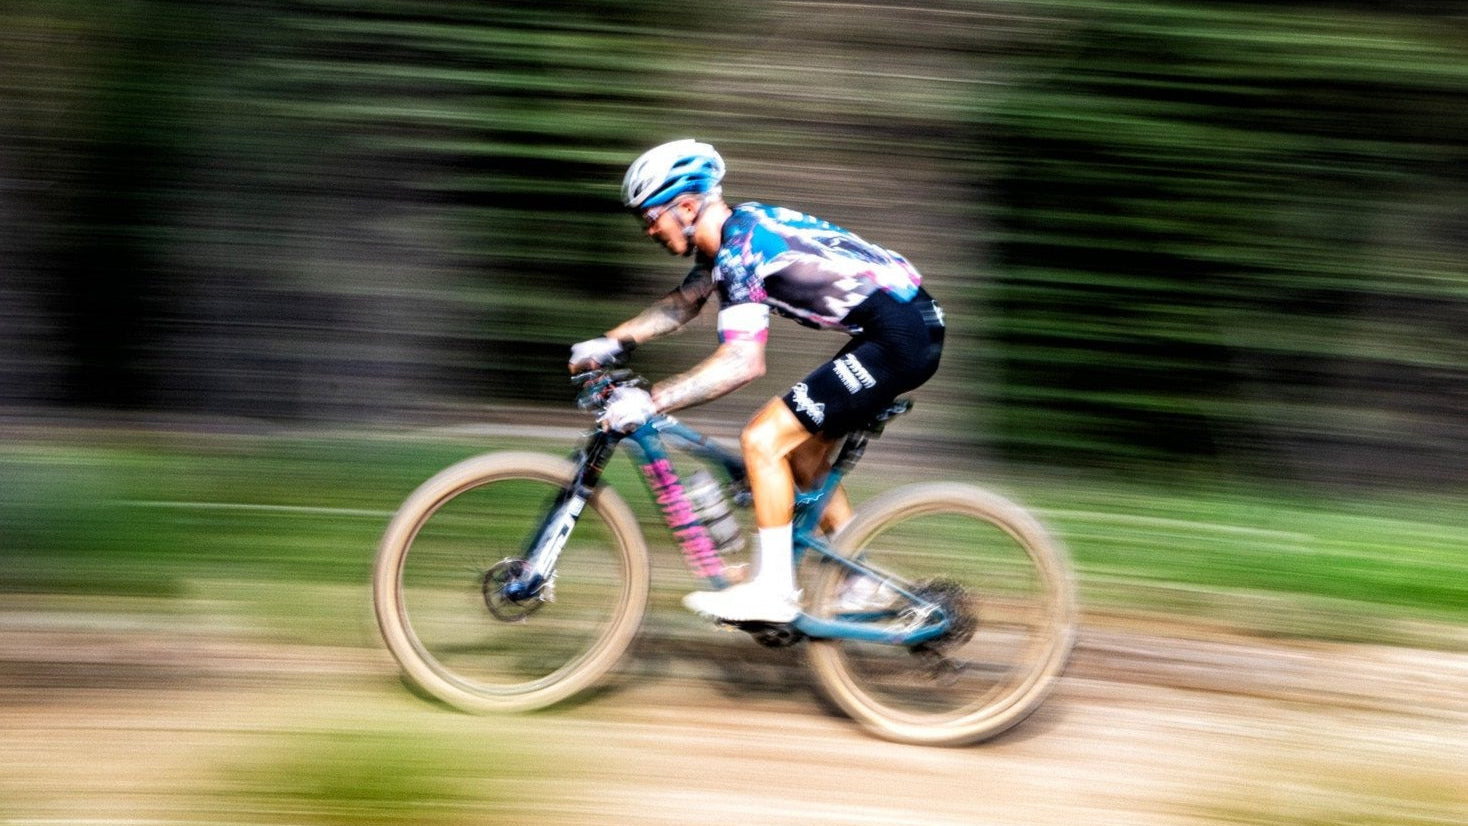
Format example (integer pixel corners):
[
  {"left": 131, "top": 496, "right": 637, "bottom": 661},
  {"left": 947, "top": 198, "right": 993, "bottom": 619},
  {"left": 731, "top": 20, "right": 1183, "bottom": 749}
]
[{"left": 569, "top": 139, "right": 945, "bottom": 623}]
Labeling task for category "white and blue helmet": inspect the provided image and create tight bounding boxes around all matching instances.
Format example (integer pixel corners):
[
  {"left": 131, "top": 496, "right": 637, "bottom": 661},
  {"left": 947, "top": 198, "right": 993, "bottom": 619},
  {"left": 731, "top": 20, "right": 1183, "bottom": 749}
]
[{"left": 621, "top": 139, "right": 725, "bottom": 210}]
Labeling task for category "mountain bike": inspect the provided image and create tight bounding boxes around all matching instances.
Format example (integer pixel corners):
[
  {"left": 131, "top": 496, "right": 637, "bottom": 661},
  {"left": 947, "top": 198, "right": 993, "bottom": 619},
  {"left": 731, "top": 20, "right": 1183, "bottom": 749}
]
[{"left": 372, "top": 367, "right": 1076, "bottom": 746}]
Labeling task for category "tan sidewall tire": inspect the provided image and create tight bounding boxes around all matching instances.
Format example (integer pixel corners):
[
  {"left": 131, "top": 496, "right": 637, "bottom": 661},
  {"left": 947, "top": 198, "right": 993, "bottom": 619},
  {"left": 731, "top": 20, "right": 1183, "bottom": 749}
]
[
  {"left": 372, "top": 451, "right": 649, "bottom": 713},
  {"left": 806, "top": 482, "right": 1076, "bottom": 745}
]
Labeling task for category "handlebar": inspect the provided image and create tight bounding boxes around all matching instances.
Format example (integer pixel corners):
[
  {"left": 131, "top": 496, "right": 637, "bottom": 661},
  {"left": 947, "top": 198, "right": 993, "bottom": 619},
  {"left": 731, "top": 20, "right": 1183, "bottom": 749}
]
[{"left": 572, "top": 367, "right": 647, "bottom": 416}]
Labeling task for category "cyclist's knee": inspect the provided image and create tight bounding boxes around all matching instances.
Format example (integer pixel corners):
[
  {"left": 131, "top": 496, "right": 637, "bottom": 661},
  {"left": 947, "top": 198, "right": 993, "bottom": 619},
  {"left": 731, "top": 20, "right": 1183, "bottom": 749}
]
[
  {"left": 740, "top": 417, "right": 780, "bottom": 464},
  {"left": 741, "top": 400, "right": 801, "bottom": 460}
]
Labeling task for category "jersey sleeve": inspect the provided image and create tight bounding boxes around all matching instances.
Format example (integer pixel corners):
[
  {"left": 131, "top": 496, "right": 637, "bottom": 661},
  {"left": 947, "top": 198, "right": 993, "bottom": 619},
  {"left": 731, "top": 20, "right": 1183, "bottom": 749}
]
[
  {"left": 716, "top": 302, "right": 770, "bottom": 344},
  {"left": 713, "top": 206, "right": 779, "bottom": 307}
]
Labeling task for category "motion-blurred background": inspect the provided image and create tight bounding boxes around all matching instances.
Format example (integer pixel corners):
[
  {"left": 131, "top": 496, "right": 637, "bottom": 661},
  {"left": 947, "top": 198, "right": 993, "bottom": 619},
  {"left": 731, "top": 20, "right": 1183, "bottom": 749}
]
[
  {"left": 4, "top": 0, "right": 1463, "bottom": 484},
  {"left": 3, "top": 3, "right": 1466, "bottom": 823}
]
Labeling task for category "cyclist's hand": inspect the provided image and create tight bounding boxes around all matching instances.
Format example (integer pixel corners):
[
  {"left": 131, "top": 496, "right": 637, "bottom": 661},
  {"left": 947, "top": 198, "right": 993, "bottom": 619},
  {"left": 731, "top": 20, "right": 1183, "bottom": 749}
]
[
  {"left": 600, "top": 386, "right": 657, "bottom": 432},
  {"left": 569, "top": 336, "right": 625, "bottom": 372}
]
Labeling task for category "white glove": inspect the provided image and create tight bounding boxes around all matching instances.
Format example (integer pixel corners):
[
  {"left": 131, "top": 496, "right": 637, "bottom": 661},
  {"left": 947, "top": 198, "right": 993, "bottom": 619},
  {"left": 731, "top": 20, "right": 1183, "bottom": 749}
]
[
  {"left": 600, "top": 386, "right": 658, "bottom": 433},
  {"left": 569, "top": 336, "right": 625, "bottom": 370}
]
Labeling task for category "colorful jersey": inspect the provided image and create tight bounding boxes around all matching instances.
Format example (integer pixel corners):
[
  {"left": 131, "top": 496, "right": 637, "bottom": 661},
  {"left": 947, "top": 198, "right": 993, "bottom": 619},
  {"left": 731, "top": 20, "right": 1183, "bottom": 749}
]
[{"left": 696, "top": 203, "right": 923, "bottom": 343}]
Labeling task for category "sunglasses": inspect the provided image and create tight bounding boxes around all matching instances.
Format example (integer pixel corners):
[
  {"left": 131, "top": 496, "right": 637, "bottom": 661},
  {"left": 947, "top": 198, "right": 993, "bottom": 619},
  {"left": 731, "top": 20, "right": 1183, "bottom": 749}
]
[{"left": 638, "top": 202, "right": 677, "bottom": 228}]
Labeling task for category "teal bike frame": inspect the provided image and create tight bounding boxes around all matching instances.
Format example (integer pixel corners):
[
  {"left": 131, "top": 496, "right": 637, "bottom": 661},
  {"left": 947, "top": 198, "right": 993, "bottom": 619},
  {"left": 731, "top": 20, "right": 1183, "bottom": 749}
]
[{"left": 508, "top": 373, "right": 955, "bottom": 649}]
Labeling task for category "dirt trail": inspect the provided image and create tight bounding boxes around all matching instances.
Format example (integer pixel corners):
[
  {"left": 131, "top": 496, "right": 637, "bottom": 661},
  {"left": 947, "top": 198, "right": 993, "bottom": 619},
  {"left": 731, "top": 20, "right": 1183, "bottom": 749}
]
[{"left": 2, "top": 614, "right": 1466, "bottom": 825}]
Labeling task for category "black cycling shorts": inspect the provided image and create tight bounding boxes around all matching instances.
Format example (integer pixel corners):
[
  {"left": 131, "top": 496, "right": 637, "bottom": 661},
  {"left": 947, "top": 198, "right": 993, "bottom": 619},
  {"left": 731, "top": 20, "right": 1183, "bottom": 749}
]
[{"left": 782, "top": 288, "right": 945, "bottom": 435}]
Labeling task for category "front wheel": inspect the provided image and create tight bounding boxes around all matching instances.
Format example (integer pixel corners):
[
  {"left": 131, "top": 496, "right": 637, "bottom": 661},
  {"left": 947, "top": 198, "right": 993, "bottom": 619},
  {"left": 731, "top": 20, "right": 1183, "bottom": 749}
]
[
  {"left": 806, "top": 482, "right": 1076, "bottom": 746},
  {"left": 373, "top": 452, "right": 650, "bottom": 713}
]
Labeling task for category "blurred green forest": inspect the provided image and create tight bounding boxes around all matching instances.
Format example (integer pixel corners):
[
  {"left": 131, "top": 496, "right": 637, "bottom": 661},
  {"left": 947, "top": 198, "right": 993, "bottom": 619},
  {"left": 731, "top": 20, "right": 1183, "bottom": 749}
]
[{"left": 2, "top": 0, "right": 1465, "bottom": 488}]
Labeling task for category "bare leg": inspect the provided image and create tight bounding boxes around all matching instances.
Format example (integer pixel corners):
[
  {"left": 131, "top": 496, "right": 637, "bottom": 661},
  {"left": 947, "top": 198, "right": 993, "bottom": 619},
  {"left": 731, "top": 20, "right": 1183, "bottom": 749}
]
[
  {"left": 739, "top": 398, "right": 815, "bottom": 529},
  {"left": 786, "top": 430, "right": 852, "bottom": 535},
  {"left": 683, "top": 398, "right": 815, "bottom": 622}
]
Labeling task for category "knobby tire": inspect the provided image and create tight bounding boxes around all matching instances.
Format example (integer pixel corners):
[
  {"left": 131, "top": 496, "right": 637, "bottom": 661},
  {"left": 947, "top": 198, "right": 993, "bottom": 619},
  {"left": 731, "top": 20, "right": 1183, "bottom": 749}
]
[{"left": 373, "top": 452, "right": 650, "bottom": 713}]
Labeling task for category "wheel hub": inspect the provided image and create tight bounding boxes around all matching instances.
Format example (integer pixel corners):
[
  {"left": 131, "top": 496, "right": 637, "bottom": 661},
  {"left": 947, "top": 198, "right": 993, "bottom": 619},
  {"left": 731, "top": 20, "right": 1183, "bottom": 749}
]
[{"left": 482, "top": 558, "right": 549, "bottom": 622}]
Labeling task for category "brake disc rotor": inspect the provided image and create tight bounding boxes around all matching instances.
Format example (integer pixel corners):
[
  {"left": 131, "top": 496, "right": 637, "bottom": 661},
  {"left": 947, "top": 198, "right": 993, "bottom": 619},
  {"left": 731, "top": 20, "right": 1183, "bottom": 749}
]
[{"left": 482, "top": 558, "right": 548, "bottom": 623}]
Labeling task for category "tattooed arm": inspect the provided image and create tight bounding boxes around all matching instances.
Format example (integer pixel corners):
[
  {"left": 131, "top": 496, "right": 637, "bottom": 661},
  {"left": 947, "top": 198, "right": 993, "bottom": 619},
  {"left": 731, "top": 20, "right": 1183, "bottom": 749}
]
[
  {"left": 600, "top": 266, "right": 766, "bottom": 413},
  {"left": 604, "top": 267, "right": 715, "bottom": 347},
  {"left": 650, "top": 337, "right": 766, "bottom": 413},
  {"left": 650, "top": 300, "right": 771, "bottom": 414}
]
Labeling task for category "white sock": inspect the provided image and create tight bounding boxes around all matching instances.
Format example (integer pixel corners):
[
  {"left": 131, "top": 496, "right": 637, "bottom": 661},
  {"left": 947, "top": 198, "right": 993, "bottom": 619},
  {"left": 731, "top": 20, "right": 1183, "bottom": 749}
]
[{"left": 753, "top": 523, "right": 796, "bottom": 594}]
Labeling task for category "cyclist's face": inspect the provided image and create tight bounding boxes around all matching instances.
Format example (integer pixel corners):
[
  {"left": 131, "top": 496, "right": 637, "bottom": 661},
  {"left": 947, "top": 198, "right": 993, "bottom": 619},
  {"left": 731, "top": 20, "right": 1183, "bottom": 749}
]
[{"left": 641, "top": 199, "right": 690, "bottom": 255}]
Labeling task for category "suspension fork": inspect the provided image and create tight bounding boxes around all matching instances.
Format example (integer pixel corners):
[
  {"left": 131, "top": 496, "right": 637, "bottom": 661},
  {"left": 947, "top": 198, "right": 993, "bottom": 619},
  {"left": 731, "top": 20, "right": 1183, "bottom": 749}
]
[{"left": 503, "top": 430, "right": 619, "bottom": 601}]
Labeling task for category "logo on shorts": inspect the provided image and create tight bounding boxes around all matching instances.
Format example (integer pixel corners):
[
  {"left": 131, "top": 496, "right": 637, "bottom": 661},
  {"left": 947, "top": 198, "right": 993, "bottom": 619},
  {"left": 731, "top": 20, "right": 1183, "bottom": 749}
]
[
  {"left": 790, "top": 382, "right": 825, "bottom": 425},
  {"left": 833, "top": 354, "right": 876, "bottom": 394}
]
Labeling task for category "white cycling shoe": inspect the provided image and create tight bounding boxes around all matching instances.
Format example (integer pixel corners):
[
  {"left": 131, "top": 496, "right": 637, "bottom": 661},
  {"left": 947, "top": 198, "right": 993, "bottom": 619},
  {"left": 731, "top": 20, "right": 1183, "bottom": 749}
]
[{"left": 683, "top": 581, "right": 802, "bottom": 623}]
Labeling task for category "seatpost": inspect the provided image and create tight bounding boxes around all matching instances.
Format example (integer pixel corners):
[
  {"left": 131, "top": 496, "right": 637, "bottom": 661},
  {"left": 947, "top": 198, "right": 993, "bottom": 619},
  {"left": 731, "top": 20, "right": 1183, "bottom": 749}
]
[
  {"left": 831, "top": 430, "right": 871, "bottom": 477},
  {"left": 826, "top": 397, "right": 912, "bottom": 485}
]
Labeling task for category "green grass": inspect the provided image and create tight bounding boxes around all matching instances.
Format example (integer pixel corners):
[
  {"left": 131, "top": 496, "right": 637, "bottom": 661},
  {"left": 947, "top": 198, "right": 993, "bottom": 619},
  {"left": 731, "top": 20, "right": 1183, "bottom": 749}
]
[
  {"left": 2, "top": 429, "right": 1463, "bottom": 644},
  {"left": 1028, "top": 478, "right": 1468, "bottom": 630},
  {"left": 222, "top": 728, "right": 535, "bottom": 825}
]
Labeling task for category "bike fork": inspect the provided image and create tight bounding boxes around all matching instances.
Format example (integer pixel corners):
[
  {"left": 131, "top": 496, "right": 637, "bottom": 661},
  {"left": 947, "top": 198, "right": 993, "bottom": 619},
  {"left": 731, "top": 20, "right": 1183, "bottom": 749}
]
[
  {"left": 499, "top": 432, "right": 618, "bottom": 605},
  {"left": 501, "top": 491, "right": 584, "bottom": 603}
]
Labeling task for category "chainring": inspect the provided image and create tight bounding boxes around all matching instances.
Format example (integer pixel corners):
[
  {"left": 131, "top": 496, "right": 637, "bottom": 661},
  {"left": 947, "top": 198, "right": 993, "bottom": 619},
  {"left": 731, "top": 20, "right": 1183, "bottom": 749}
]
[{"left": 731, "top": 620, "right": 806, "bottom": 649}]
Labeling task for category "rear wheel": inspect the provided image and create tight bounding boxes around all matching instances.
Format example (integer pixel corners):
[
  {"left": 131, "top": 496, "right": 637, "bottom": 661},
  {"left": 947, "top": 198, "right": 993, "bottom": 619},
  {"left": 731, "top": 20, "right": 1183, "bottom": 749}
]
[
  {"left": 373, "top": 452, "right": 649, "bottom": 713},
  {"left": 806, "top": 482, "right": 1075, "bottom": 746}
]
